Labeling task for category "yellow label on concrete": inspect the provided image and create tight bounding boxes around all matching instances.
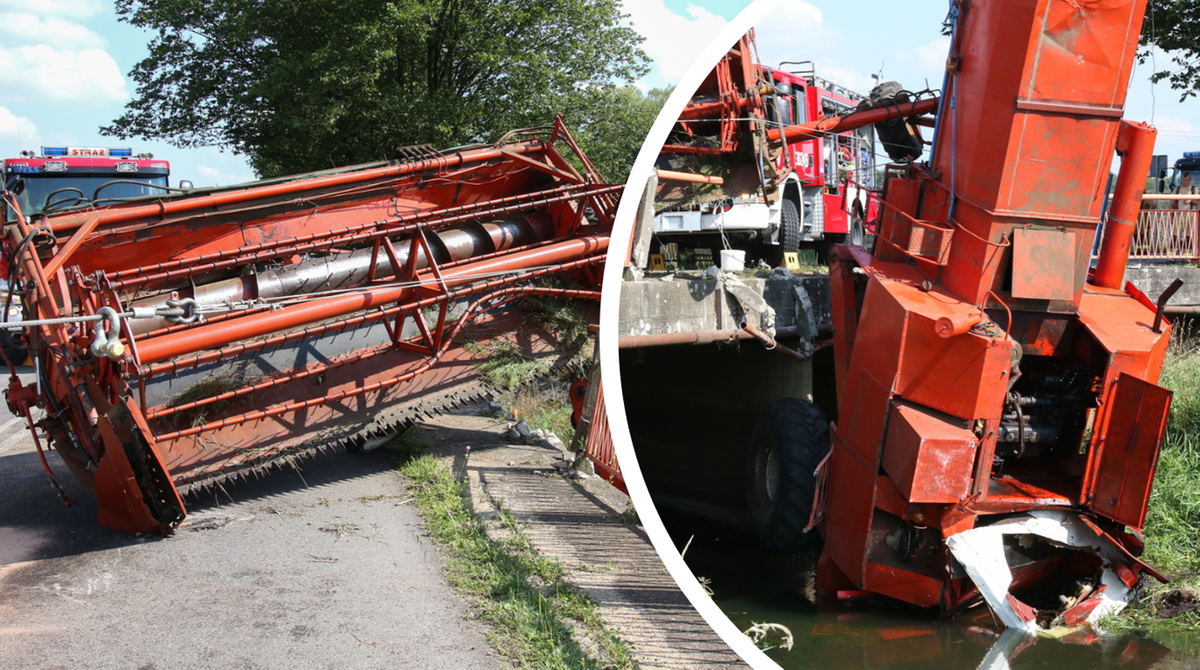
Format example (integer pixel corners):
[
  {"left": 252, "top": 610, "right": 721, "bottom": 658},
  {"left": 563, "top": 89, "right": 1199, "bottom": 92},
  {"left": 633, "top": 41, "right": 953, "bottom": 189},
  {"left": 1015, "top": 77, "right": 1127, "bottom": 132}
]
[{"left": 648, "top": 254, "right": 666, "bottom": 271}]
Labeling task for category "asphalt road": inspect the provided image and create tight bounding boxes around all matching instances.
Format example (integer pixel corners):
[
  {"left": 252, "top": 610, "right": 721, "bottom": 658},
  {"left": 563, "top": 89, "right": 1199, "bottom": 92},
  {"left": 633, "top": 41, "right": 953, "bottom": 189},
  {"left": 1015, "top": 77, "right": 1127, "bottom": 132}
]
[{"left": 0, "top": 370, "right": 498, "bottom": 670}]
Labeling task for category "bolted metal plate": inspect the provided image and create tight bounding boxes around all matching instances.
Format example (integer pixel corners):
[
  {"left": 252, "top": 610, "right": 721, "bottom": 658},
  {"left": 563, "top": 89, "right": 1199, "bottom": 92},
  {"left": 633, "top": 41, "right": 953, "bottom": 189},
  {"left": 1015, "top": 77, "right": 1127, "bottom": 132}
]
[{"left": 1011, "top": 228, "right": 1077, "bottom": 301}]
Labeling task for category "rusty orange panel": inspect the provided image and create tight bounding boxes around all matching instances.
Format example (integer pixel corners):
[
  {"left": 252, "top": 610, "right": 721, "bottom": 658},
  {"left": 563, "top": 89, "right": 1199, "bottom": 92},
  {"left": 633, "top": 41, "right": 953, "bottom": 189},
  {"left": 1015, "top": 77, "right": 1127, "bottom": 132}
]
[
  {"left": 863, "top": 559, "right": 946, "bottom": 609},
  {"left": 875, "top": 175, "right": 920, "bottom": 265},
  {"left": 928, "top": 0, "right": 1148, "bottom": 308},
  {"left": 896, "top": 313, "right": 1011, "bottom": 421},
  {"left": 882, "top": 400, "right": 979, "bottom": 503},
  {"left": 1086, "top": 373, "right": 1171, "bottom": 528},
  {"left": 838, "top": 278, "right": 907, "bottom": 460},
  {"left": 1078, "top": 290, "right": 1171, "bottom": 380},
  {"left": 823, "top": 430, "right": 877, "bottom": 587},
  {"left": 1011, "top": 228, "right": 1078, "bottom": 301}
]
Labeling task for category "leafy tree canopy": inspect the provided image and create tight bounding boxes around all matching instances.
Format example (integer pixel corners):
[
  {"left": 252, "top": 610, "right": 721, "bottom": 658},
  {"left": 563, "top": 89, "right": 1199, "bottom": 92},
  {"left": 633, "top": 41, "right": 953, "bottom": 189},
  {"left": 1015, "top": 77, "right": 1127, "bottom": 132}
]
[
  {"left": 1141, "top": 0, "right": 1200, "bottom": 101},
  {"left": 565, "top": 85, "right": 671, "bottom": 181},
  {"left": 103, "top": 0, "right": 651, "bottom": 178}
]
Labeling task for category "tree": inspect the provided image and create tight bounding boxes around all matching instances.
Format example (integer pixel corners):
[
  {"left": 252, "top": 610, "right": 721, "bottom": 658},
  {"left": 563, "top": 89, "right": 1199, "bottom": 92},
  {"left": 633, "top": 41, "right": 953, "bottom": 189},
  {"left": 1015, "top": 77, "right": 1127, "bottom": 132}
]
[
  {"left": 564, "top": 85, "right": 671, "bottom": 181},
  {"left": 1141, "top": 0, "right": 1200, "bottom": 101},
  {"left": 104, "top": 0, "right": 649, "bottom": 178}
]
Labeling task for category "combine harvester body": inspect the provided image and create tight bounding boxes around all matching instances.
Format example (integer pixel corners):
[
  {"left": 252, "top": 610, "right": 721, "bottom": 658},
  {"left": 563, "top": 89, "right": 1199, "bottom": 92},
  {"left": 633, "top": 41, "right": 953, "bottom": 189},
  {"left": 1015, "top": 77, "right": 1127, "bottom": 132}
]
[
  {"left": 801, "top": 0, "right": 1175, "bottom": 631},
  {"left": 2, "top": 119, "right": 615, "bottom": 535}
]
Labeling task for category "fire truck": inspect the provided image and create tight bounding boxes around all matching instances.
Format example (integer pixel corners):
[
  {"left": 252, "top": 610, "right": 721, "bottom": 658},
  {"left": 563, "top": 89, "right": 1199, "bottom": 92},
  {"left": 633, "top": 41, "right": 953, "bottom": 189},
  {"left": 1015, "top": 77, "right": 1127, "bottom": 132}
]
[
  {"left": 652, "top": 37, "right": 878, "bottom": 266},
  {"left": 0, "top": 147, "right": 183, "bottom": 364},
  {"left": 1166, "top": 151, "right": 1200, "bottom": 188},
  {"left": 1, "top": 146, "right": 179, "bottom": 218}
]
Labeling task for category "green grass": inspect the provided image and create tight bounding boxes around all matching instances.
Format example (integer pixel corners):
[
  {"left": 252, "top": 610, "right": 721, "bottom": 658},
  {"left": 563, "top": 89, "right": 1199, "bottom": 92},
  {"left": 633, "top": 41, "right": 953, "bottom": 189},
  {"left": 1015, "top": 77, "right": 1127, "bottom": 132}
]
[
  {"left": 1143, "top": 336, "right": 1200, "bottom": 572},
  {"left": 513, "top": 392, "right": 574, "bottom": 443},
  {"left": 400, "top": 453, "right": 632, "bottom": 669},
  {"left": 474, "top": 294, "right": 593, "bottom": 392},
  {"left": 477, "top": 339, "right": 558, "bottom": 390}
]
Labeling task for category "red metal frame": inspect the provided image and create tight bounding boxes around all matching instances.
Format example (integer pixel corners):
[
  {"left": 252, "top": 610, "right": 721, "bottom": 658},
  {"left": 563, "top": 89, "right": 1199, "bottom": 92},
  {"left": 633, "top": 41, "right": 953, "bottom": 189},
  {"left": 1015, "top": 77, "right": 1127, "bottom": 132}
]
[
  {"left": 1, "top": 117, "right": 617, "bottom": 534},
  {"left": 583, "top": 375, "right": 625, "bottom": 494}
]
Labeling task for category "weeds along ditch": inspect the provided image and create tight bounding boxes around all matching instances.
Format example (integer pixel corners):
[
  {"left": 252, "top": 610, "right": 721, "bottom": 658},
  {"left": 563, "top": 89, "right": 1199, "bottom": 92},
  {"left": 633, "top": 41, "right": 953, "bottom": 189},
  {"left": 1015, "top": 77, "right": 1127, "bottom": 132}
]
[
  {"left": 389, "top": 294, "right": 632, "bottom": 666},
  {"left": 399, "top": 453, "right": 632, "bottom": 669},
  {"left": 465, "top": 293, "right": 595, "bottom": 441}
]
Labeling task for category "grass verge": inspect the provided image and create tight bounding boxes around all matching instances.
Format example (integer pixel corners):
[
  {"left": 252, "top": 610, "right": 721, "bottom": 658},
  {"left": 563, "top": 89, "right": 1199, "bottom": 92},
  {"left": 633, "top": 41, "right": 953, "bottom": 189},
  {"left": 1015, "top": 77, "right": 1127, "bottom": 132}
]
[{"left": 400, "top": 452, "right": 632, "bottom": 669}]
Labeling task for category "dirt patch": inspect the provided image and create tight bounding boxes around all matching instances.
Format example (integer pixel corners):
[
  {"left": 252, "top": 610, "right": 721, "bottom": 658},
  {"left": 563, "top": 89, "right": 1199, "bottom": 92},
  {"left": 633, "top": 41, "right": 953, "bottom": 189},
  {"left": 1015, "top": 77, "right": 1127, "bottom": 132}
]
[{"left": 1154, "top": 587, "right": 1200, "bottom": 619}]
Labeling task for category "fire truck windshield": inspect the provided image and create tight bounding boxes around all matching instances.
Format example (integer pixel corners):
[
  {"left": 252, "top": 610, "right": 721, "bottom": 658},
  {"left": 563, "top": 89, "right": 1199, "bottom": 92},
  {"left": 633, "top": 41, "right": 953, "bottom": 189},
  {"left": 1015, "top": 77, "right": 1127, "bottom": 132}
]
[
  {"left": 1172, "top": 169, "right": 1200, "bottom": 189},
  {"left": 13, "top": 174, "right": 170, "bottom": 216}
]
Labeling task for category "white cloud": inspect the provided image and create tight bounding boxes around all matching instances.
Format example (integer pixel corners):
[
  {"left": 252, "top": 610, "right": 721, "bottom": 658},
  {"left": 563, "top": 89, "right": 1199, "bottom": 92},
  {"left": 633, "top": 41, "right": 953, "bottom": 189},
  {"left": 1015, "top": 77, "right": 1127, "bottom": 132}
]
[
  {"left": 194, "top": 165, "right": 255, "bottom": 187},
  {"left": 0, "top": 12, "right": 107, "bottom": 48},
  {"left": 0, "top": 44, "right": 126, "bottom": 103},
  {"left": 911, "top": 37, "right": 951, "bottom": 73},
  {"left": 754, "top": 1, "right": 835, "bottom": 72},
  {"left": 0, "top": 107, "right": 40, "bottom": 154},
  {"left": 773, "top": 0, "right": 822, "bottom": 25},
  {"left": 1152, "top": 115, "right": 1197, "bottom": 138},
  {"left": 888, "top": 36, "right": 950, "bottom": 88},
  {"left": 622, "top": 1, "right": 729, "bottom": 86},
  {"left": 811, "top": 60, "right": 876, "bottom": 95},
  {"left": 0, "top": 0, "right": 104, "bottom": 19}
]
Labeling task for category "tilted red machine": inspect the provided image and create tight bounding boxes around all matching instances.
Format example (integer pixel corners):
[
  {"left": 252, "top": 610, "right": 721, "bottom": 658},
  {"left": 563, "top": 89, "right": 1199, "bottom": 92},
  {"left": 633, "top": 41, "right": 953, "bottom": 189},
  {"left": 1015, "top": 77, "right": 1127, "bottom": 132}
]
[
  {"left": 802, "top": 0, "right": 1172, "bottom": 630},
  {"left": 662, "top": 31, "right": 764, "bottom": 157},
  {"left": 1, "top": 118, "right": 615, "bottom": 535}
]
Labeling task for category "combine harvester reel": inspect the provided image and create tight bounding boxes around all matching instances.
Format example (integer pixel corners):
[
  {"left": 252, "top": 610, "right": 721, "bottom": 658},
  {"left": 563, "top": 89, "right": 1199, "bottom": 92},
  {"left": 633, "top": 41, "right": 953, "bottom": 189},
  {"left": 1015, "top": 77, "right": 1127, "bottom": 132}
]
[{"left": 1, "top": 118, "right": 617, "bottom": 535}]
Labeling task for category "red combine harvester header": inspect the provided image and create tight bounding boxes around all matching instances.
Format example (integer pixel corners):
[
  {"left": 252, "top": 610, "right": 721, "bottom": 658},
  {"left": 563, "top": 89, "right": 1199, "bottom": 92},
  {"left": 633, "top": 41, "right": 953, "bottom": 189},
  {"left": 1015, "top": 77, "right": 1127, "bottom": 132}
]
[{"left": 0, "top": 119, "right": 616, "bottom": 535}]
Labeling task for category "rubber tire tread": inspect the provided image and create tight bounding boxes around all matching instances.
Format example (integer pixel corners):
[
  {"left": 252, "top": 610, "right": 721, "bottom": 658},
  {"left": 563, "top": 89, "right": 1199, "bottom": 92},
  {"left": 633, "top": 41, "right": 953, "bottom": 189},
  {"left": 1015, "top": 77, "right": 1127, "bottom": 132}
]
[
  {"left": 0, "top": 330, "right": 26, "bottom": 367},
  {"left": 780, "top": 198, "right": 802, "bottom": 253},
  {"left": 746, "top": 397, "right": 830, "bottom": 551},
  {"left": 849, "top": 214, "right": 865, "bottom": 248}
]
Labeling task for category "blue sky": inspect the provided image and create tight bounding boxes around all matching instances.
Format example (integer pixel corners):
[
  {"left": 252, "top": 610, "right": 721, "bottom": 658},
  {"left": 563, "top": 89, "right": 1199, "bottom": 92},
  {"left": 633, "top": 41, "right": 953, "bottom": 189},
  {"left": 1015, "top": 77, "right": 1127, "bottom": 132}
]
[{"left": 1, "top": 0, "right": 1196, "bottom": 186}]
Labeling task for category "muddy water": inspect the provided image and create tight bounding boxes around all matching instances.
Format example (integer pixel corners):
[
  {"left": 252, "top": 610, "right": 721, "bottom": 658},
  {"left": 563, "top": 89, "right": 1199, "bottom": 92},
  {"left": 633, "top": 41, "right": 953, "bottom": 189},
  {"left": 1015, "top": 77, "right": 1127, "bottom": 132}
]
[{"left": 676, "top": 532, "right": 1186, "bottom": 669}]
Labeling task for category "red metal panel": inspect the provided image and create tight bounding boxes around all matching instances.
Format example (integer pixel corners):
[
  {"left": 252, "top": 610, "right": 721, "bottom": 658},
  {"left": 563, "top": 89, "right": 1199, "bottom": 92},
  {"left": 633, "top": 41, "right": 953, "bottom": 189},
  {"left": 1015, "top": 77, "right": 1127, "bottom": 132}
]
[
  {"left": 584, "top": 375, "right": 625, "bottom": 494},
  {"left": 823, "top": 429, "right": 877, "bottom": 586},
  {"left": 930, "top": 0, "right": 1149, "bottom": 307},
  {"left": 874, "top": 175, "right": 921, "bottom": 265},
  {"left": 1011, "top": 228, "right": 1077, "bottom": 301},
  {"left": 838, "top": 278, "right": 906, "bottom": 461},
  {"left": 1086, "top": 372, "right": 1171, "bottom": 528},
  {"left": 863, "top": 560, "right": 946, "bottom": 609},
  {"left": 882, "top": 401, "right": 978, "bottom": 504},
  {"left": 1078, "top": 290, "right": 1171, "bottom": 384},
  {"left": 827, "top": 248, "right": 861, "bottom": 396},
  {"left": 895, "top": 312, "right": 1012, "bottom": 422}
]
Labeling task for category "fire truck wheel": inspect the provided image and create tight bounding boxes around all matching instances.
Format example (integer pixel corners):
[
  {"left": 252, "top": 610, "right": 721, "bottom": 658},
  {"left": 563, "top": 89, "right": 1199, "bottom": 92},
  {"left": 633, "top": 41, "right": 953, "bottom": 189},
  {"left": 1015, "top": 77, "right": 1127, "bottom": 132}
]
[
  {"left": 746, "top": 397, "right": 830, "bottom": 551},
  {"left": 780, "top": 198, "right": 802, "bottom": 254},
  {"left": 848, "top": 216, "right": 865, "bottom": 247}
]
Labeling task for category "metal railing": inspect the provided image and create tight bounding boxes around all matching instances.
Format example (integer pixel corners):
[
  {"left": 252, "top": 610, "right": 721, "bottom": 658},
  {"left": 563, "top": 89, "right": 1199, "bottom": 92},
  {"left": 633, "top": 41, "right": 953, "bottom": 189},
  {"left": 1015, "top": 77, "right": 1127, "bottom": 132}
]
[
  {"left": 1096, "top": 209, "right": 1200, "bottom": 262},
  {"left": 1130, "top": 209, "right": 1199, "bottom": 260}
]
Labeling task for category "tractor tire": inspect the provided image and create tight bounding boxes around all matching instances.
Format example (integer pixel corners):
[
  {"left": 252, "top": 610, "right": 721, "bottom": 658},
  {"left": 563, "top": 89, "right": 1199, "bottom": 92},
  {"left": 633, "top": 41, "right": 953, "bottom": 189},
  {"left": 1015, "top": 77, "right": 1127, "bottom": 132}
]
[
  {"left": 746, "top": 397, "right": 830, "bottom": 551},
  {"left": 0, "top": 329, "right": 27, "bottom": 367}
]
